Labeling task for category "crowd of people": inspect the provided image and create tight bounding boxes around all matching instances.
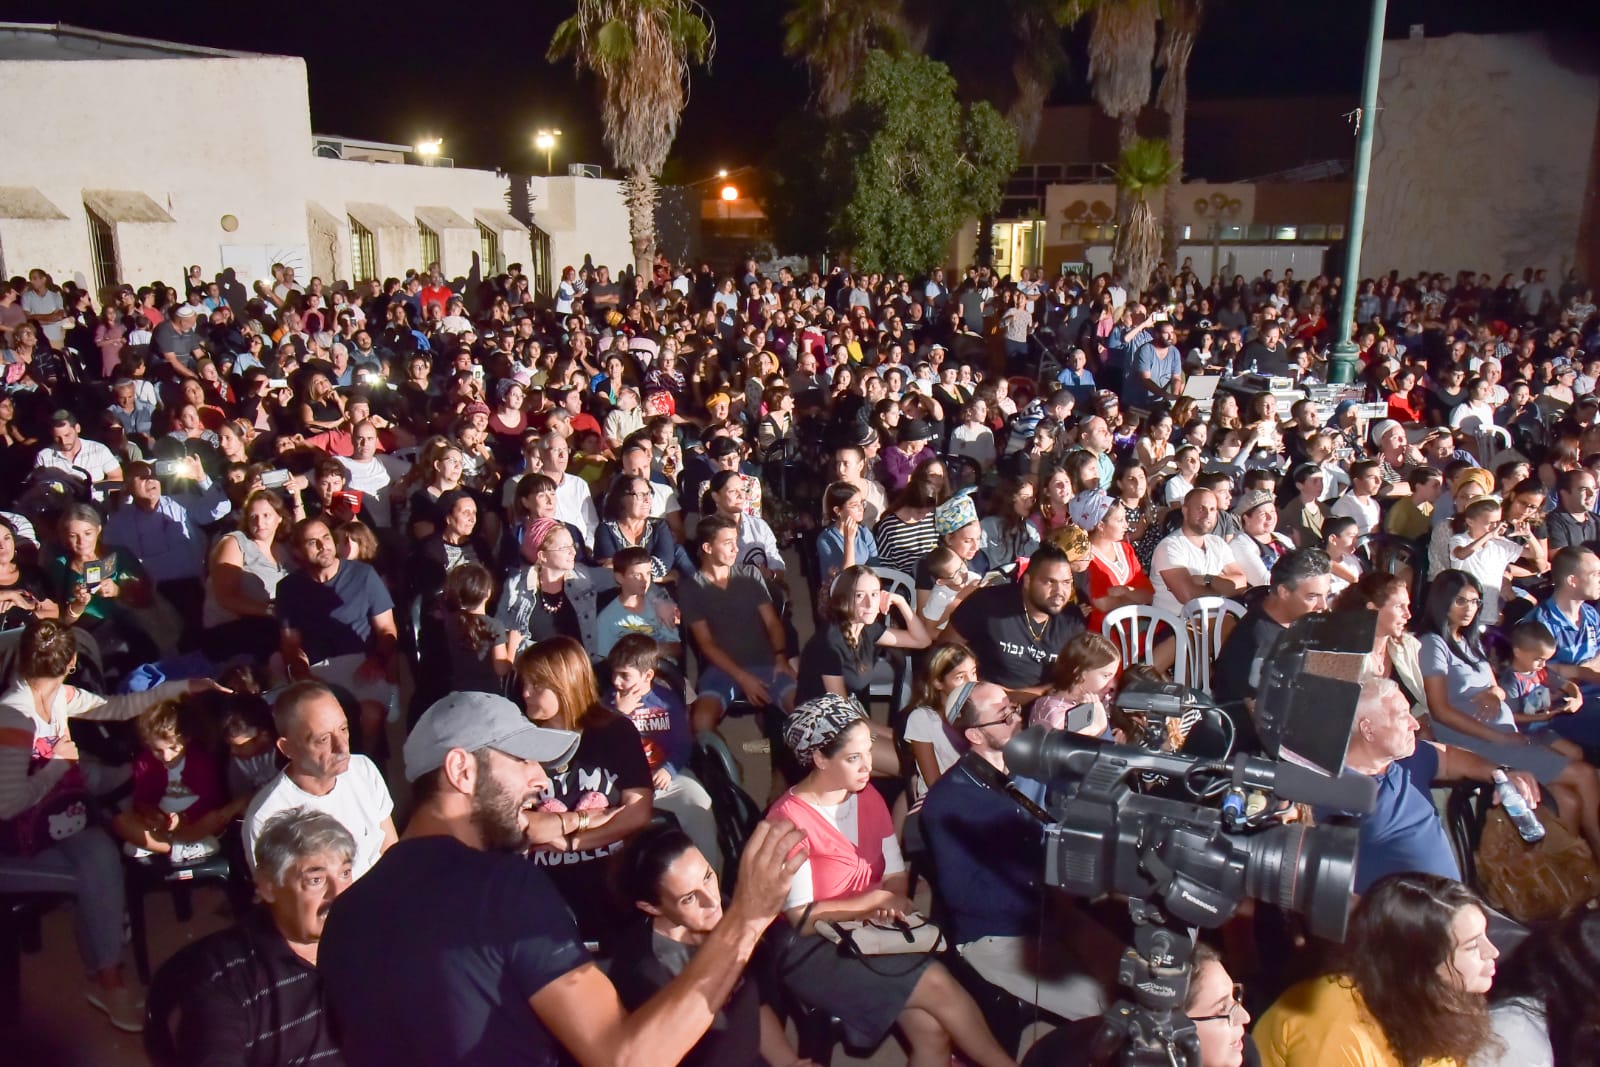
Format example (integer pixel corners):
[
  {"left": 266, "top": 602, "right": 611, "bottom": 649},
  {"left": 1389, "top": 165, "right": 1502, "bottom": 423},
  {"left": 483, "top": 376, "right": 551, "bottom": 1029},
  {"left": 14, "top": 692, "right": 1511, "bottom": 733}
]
[{"left": 0, "top": 250, "right": 1597, "bottom": 1066}]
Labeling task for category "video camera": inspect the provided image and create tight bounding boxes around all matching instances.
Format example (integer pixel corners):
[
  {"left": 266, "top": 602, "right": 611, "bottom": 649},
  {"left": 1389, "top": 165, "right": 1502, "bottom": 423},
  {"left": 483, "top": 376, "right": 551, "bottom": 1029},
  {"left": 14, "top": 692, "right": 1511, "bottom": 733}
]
[{"left": 1003, "top": 611, "right": 1379, "bottom": 1066}]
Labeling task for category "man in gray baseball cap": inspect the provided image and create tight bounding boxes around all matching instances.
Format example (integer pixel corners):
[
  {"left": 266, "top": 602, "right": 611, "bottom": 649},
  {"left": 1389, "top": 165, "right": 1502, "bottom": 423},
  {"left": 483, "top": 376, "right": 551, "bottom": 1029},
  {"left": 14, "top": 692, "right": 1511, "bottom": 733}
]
[
  {"left": 402, "top": 690, "right": 580, "bottom": 783},
  {"left": 319, "top": 691, "right": 809, "bottom": 1067}
]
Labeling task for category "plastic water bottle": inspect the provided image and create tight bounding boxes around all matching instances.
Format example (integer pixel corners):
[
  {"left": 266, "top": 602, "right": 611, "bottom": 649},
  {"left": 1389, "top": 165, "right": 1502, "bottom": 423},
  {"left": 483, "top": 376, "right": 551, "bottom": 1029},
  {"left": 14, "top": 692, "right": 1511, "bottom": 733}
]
[{"left": 1493, "top": 768, "right": 1545, "bottom": 843}]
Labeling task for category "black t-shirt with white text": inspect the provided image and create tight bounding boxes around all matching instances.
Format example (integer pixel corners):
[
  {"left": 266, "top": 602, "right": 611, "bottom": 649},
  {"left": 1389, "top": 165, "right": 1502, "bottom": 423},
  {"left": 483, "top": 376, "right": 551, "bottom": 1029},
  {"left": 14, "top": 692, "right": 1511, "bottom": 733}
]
[
  {"left": 531, "top": 710, "right": 652, "bottom": 940},
  {"left": 949, "top": 583, "right": 1084, "bottom": 689}
]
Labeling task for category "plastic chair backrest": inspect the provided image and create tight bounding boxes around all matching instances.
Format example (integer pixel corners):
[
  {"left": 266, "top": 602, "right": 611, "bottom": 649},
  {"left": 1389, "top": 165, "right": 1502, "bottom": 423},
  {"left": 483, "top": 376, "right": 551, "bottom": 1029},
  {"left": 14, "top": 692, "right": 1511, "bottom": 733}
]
[
  {"left": 869, "top": 566, "right": 916, "bottom": 604},
  {"left": 1180, "top": 596, "right": 1247, "bottom": 695},
  {"left": 1100, "top": 604, "right": 1187, "bottom": 679}
]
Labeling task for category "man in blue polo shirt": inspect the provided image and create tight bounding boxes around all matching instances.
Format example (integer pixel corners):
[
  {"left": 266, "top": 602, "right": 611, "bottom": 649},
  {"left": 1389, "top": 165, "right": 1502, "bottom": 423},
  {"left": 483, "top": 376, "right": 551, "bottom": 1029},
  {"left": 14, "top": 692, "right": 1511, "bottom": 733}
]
[
  {"left": 1526, "top": 545, "right": 1600, "bottom": 747},
  {"left": 1331, "top": 678, "right": 1539, "bottom": 893},
  {"left": 920, "top": 681, "right": 1112, "bottom": 1020}
]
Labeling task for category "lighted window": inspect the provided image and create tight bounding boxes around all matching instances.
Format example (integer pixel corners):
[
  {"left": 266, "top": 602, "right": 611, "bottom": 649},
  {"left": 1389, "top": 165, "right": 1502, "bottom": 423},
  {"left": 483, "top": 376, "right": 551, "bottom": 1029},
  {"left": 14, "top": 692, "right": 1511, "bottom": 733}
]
[
  {"left": 1273, "top": 226, "right": 1298, "bottom": 241},
  {"left": 417, "top": 222, "right": 440, "bottom": 271},
  {"left": 348, "top": 216, "right": 376, "bottom": 282}
]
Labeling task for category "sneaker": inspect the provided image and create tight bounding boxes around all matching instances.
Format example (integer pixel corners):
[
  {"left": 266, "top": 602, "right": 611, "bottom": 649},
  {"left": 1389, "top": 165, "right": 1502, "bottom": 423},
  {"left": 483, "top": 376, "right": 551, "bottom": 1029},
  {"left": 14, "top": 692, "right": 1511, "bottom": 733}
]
[
  {"left": 169, "top": 837, "right": 220, "bottom": 865},
  {"left": 85, "top": 985, "right": 145, "bottom": 1032}
]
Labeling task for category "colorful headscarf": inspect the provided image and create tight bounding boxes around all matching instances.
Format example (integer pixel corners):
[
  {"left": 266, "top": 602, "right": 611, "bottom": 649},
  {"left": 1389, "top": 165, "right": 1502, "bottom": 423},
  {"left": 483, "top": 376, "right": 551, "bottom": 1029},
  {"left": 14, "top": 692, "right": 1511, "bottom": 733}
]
[
  {"left": 934, "top": 492, "right": 978, "bottom": 537},
  {"left": 520, "top": 517, "right": 561, "bottom": 565},
  {"left": 784, "top": 694, "right": 867, "bottom": 768}
]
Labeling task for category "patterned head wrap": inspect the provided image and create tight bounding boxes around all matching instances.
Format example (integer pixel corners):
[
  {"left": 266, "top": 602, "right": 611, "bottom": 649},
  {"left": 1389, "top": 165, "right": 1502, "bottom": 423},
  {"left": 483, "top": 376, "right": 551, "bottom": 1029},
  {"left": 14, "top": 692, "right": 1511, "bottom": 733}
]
[
  {"left": 1068, "top": 489, "right": 1112, "bottom": 531},
  {"left": 1047, "top": 522, "right": 1091, "bottom": 563},
  {"left": 934, "top": 492, "right": 978, "bottom": 537},
  {"left": 784, "top": 694, "right": 868, "bottom": 768}
]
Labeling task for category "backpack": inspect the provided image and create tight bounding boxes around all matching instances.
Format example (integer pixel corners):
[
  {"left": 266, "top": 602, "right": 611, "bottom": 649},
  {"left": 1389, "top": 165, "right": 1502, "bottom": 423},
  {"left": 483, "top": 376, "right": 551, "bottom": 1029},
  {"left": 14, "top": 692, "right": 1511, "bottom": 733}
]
[{"left": 1476, "top": 805, "right": 1600, "bottom": 923}]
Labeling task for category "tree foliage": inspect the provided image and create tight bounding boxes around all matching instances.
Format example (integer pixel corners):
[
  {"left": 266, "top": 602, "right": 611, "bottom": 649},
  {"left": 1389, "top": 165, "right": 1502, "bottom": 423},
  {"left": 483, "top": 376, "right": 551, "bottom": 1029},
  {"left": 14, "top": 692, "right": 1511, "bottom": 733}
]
[
  {"left": 1112, "top": 137, "right": 1175, "bottom": 297},
  {"left": 782, "top": 0, "right": 909, "bottom": 117},
  {"left": 784, "top": 50, "right": 1017, "bottom": 273}
]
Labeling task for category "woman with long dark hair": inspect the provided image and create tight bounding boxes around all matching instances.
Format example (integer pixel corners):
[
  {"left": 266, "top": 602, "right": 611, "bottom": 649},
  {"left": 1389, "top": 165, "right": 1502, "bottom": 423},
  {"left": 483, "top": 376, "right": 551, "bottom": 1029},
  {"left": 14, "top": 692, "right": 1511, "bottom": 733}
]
[
  {"left": 872, "top": 459, "right": 948, "bottom": 575},
  {"left": 1257, "top": 872, "right": 1501, "bottom": 1067},
  {"left": 1477, "top": 907, "right": 1600, "bottom": 1065},
  {"left": 610, "top": 825, "right": 818, "bottom": 1067},
  {"left": 1417, "top": 570, "right": 1600, "bottom": 857}
]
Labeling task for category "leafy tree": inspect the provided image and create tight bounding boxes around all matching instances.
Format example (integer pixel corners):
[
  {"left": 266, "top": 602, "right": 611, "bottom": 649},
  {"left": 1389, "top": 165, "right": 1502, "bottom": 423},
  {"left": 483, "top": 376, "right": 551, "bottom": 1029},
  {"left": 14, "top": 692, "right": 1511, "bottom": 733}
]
[
  {"left": 548, "top": 0, "right": 715, "bottom": 276},
  {"left": 829, "top": 50, "right": 1019, "bottom": 273}
]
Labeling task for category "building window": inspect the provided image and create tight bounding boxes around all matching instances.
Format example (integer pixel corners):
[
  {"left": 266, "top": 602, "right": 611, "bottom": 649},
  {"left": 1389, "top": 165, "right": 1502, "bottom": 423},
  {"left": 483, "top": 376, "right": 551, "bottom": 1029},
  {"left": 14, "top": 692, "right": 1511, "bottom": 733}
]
[
  {"left": 529, "top": 222, "right": 552, "bottom": 301},
  {"left": 1301, "top": 224, "right": 1327, "bottom": 241},
  {"left": 418, "top": 222, "right": 440, "bottom": 272},
  {"left": 477, "top": 223, "right": 500, "bottom": 273},
  {"left": 349, "top": 216, "right": 377, "bottom": 282},
  {"left": 1272, "top": 226, "right": 1299, "bottom": 241},
  {"left": 86, "top": 207, "right": 118, "bottom": 293}
]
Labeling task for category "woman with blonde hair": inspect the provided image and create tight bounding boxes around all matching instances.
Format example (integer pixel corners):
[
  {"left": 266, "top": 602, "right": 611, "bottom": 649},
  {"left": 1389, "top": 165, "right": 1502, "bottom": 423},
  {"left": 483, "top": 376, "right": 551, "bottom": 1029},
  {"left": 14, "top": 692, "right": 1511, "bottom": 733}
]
[{"left": 516, "top": 635, "right": 653, "bottom": 944}]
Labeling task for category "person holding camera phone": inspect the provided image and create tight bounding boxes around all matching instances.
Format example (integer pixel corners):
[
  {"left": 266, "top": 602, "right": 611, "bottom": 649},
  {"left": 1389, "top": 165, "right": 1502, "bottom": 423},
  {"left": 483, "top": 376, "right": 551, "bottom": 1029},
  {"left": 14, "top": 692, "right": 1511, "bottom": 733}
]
[{"left": 48, "top": 503, "right": 159, "bottom": 677}]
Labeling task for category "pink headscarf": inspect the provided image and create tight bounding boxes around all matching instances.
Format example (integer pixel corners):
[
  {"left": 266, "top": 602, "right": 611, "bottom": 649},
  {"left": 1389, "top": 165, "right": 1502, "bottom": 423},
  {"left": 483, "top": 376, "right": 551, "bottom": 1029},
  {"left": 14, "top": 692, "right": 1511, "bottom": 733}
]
[{"left": 520, "top": 517, "right": 561, "bottom": 566}]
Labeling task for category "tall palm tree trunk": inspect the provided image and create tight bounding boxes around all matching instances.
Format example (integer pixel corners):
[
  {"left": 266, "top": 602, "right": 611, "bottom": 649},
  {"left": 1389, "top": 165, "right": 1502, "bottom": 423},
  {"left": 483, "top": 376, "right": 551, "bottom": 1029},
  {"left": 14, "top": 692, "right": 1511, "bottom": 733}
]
[
  {"left": 625, "top": 169, "right": 658, "bottom": 278},
  {"left": 1157, "top": 0, "right": 1201, "bottom": 268}
]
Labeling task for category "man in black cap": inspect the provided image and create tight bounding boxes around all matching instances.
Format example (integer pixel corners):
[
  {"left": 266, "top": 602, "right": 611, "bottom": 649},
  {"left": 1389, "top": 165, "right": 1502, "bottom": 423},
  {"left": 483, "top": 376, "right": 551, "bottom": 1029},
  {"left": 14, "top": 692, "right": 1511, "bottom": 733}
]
[{"left": 319, "top": 692, "right": 807, "bottom": 1067}]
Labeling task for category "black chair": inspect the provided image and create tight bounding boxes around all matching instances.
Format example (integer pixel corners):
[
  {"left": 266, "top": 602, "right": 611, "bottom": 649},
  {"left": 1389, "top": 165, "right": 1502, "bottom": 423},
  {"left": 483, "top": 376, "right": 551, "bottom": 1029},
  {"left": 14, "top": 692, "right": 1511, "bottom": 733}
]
[
  {"left": 0, "top": 892, "right": 69, "bottom": 1025},
  {"left": 687, "top": 735, "right": 764, "bottom": 894},
  {"left": 143, "top": 935, "right": 216, "bottom": 1066},
  {"left": 1445, "top": 782, "right": 1495, "bottom": 893},
  {"left": 125, "top": 825, "right": 253, "bottom": 984}
]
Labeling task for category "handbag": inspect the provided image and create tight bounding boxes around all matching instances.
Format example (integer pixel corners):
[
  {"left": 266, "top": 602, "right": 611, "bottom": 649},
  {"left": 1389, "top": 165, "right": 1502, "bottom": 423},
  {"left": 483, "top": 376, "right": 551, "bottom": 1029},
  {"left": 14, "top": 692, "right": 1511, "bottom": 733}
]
[
  {"left": 1476, "top": 804, "right": 1600, "bottom": 923},
  {"left": 815, "top": 912, "right": 945, "bottom": 957},
  {"left": 0, "top": 760, "right": 92, "bottom": 857}
]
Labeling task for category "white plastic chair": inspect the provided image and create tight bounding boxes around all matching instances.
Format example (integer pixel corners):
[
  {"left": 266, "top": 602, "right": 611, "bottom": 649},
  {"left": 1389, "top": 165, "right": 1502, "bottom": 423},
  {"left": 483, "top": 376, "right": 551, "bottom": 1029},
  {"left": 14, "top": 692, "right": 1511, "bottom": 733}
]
[
  {"left": 1180, "top": 596, "right": 1247, "bottom": 696},
  {"left": 1101, "top": 604, "right": 1187, "bottom": 681},
  {"left": 867, "top": 566, "right": 917, "bottom": 712}
]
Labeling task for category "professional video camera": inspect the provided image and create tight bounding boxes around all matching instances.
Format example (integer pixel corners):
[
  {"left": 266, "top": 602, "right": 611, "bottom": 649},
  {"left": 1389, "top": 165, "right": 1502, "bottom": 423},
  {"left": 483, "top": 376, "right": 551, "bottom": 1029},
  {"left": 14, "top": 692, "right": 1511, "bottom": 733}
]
[{"left": 1005, "top": 611, "right": 1380, "bottom": 1066}]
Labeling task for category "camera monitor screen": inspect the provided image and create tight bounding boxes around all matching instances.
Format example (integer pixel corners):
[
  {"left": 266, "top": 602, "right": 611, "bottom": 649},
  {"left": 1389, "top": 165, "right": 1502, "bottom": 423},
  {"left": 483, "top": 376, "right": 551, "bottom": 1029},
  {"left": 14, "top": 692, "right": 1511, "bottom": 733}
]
[{"left": 1254, "top": 610, "right": 1375, "bottom": 778}]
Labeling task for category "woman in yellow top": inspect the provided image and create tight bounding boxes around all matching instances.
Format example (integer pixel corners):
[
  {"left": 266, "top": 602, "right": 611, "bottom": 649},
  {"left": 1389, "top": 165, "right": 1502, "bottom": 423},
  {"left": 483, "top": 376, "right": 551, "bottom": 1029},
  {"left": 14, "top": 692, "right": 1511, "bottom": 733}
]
[{"left": 1255, "top": 872, "right": 1501, "bottom": 1067}]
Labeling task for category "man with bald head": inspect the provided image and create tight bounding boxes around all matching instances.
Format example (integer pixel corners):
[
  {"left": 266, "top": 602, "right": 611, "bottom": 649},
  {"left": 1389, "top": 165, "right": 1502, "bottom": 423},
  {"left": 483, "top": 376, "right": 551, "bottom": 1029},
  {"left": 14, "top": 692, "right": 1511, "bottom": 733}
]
[
  {"left": 1150, "top": 488, "right": 1248, "bottom": 614},
  {"left": 920, "top": 680, "right": 1113, "bottom": 1020}
]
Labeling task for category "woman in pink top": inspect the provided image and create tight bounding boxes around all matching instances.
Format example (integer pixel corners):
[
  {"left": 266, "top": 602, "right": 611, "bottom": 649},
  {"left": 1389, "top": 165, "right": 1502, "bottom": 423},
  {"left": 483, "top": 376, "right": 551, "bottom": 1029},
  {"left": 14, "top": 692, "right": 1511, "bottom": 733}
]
[
  {"left": 93, "top": 306, "right": 126, "bottom": 377},
  {"left": 767, "top": 695, "right": 1019, "bottom": 1066}
]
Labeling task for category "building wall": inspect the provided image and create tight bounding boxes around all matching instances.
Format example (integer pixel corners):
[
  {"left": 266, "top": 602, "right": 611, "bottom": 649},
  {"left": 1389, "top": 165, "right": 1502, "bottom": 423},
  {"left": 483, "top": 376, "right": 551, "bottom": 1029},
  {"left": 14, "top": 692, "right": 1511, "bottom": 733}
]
[
  {"left": 532, "top": 177, "right": 631, "bottom": 277},
  {"left": 0, "top": 40, "right": 631, "bottom": 297},
  {"left": 0, "top": 54, "right": 313, "bottom": 289},
  {"left": 1363, "top": 33, "right": 1600, "bottom": 277}
]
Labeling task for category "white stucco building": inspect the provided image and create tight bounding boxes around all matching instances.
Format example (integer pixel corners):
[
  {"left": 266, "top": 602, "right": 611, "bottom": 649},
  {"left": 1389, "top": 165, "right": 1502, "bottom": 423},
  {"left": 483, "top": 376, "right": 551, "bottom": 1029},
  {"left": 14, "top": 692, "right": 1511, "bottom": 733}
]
[{"left": 0, "top": 23, "right": 632, "bottom": 297}]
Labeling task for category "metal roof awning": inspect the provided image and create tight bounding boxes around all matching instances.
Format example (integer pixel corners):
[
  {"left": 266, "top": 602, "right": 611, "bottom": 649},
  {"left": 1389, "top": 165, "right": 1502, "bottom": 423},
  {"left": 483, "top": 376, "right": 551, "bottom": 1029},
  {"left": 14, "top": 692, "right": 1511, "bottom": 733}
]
[
  {"left": 82, "top": 188, "right": 174, "bottom": 224},
  {"left": 474, "top": 208, "right": 528, "bottom": 233},
  {"left": 415, "top": 205, "right": 474, "bottom": 232},
  {"left": 0, "top": 186, "right": 68, "bottom": 221},
  {"left": 344, "top": 201, "right": 411, "bottom": 232}
]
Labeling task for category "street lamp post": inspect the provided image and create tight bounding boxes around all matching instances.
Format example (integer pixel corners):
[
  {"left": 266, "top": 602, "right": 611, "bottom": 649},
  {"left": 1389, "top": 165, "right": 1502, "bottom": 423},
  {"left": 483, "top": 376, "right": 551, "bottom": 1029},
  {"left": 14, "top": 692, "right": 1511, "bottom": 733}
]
[
  {"left": 535, "top": 129, "right": 562, "bottom": 176},
  {"left": 1328, "top": 0, "right": 1389, "bottom": 384}
]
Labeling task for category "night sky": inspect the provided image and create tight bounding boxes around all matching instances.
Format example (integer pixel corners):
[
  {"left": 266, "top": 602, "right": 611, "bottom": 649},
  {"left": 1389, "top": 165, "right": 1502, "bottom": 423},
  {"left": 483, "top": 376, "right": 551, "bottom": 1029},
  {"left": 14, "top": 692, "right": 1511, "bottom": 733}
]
[{"left": 10, "top": 1, "right": 1596, "bottom": 176}]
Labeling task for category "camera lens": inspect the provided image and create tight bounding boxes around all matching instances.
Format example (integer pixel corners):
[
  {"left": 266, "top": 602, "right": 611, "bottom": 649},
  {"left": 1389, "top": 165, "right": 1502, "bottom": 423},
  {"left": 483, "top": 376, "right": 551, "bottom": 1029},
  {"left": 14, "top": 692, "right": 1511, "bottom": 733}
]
[{"left": 1242, "top": 822, "right": 1360, "bottom": 942}]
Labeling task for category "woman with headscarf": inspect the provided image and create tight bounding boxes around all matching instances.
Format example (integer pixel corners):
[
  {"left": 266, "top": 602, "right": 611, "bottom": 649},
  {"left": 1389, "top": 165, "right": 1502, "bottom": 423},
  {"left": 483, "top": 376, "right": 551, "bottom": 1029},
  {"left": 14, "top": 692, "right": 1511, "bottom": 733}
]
[
  {"left": 766, "top": 695, "right": 1021, "bottom": 1067},
  {"left": 912, "top": 494, "right": 996, "bottom": 615},
  {"left": 495, "top": 516, "right": 613, "bottom": 655},
  {"left": 1075, "top": 490, "right": 1155, "bottom": 634}
]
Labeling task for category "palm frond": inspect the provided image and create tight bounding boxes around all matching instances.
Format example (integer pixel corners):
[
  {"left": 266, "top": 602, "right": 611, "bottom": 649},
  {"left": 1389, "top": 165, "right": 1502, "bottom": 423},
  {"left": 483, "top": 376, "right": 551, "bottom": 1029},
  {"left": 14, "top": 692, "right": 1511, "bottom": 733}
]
[{"left": 1112, "top": 136, "right": 1176, "bottom": 194}]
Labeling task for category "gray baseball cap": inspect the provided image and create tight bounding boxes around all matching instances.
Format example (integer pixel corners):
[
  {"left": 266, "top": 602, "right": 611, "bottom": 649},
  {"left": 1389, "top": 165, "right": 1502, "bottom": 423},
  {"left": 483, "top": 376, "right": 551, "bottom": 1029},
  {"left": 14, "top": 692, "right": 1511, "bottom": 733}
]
[{"left": 403, "top": 692, "right": 580, "bottom": 782}]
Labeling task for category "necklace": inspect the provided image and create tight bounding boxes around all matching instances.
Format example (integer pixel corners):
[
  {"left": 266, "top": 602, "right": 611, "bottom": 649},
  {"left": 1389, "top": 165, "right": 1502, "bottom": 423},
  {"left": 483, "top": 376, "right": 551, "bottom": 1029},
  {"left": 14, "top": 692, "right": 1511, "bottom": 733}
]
[
  {"left": 536, "top": 585, "right": 565, "bottom": 614},
  {"left": 1022, "top": 608, "right": 1050, "bottom": 644}
]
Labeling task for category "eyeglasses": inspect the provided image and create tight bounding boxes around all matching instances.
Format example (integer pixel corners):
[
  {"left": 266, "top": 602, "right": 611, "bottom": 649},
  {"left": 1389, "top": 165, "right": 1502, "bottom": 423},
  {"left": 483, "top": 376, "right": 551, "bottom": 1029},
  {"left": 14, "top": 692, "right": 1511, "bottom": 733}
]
[
  {"left": 968, "top": 703, "right": 1022, "bottom": 730},
  {"left": 1189, "top": 983, "right": 1246, "bottom": 1024}
]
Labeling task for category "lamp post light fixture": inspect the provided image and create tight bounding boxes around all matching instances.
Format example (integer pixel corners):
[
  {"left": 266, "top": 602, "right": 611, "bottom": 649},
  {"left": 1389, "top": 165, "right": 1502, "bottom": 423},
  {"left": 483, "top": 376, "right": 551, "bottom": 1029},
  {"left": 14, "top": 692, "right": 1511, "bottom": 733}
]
[
  {"left": 719, "top": 184, "right": 739, "bottom": 202},
  {"left": 415, "top": 138, "right": 442, "bottom": 164},
  {"left": 535, "top": 129, "right": 562, "bottom": 176}
]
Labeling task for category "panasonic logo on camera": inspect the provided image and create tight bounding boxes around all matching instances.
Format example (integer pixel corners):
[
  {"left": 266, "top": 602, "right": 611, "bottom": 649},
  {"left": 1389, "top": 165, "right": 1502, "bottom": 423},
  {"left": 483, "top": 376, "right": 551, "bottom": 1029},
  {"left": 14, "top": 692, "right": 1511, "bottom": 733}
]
[
  {"left": 1180, "top": 890, "right": 1220, "bottom": 914},
  {"left": 1138, "top": 981, "right": 1177, "bottom": 998}
]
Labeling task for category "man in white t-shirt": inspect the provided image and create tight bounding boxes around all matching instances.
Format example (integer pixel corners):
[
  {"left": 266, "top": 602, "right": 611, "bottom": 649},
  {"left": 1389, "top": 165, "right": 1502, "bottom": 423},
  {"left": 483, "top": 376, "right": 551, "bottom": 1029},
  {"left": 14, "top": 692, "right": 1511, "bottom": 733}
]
[
  {"left": 1150, "top": 488, "right": 1249, "bottom": 615},
  {"left": 35, "top": 410, "right": 123, "bottom": 489},
  {"left": 242, "top": 681, "right": 397, "bottom": 880},
  {"left": 541, "top": 432, "right": 599, "bottom": 544},
  {"left": 21, "top": 270, "right": 66, "bottom": 348},
  {"left": 337, "top": 421, "right": 410, "bottom": 529}
]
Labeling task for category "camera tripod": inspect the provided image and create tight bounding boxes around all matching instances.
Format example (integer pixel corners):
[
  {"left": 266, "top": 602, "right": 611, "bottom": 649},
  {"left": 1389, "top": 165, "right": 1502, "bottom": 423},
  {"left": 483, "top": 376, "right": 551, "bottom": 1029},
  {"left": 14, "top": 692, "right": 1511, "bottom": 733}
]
[{"left": 1089, "top": 900, "right": 1202, "bottom": 1067}]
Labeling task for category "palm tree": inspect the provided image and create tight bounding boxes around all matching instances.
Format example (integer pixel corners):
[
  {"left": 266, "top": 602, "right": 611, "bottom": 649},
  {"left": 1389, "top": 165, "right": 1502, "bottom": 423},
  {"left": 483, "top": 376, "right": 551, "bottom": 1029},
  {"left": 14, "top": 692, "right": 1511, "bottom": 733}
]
[
  {"left": 1112, "top": 137, "right": 1176, "bottom": 300},
  {"left": 783, "top": 0, "right": 908, "bottom": 117},
  {"left": 548, "top": 0, "right": 715, "bottom": 276},
  {"left": 1083, "top": 0, "right": 1157, "bottom": 153},
  {"left": 1156, "top": 0, "right": 1203, "bottom": 266}
]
